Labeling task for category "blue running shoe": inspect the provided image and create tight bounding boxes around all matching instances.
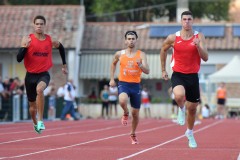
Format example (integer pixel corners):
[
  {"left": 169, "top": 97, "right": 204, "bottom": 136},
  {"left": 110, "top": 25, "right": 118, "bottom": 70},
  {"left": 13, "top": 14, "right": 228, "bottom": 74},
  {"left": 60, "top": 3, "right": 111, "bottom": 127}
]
[
  {"left": 185, "top": 131, "right": 197, "bottom": 148},
  {"left": 37, "top": 121, "right": 45, "bottom": 131},
  {"left": 177, "top": 107, "right": 185, "bottom": 126},
  {"left": 33, "top": 125, "right": 42, "bottom": 134}
]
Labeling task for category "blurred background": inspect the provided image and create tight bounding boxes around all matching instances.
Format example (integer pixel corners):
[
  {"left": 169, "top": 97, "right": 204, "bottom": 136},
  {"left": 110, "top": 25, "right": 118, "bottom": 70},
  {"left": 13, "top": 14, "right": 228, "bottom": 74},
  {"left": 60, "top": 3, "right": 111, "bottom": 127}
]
[{"left": 0, "top": 0, "right": 240, "bottom": 122}]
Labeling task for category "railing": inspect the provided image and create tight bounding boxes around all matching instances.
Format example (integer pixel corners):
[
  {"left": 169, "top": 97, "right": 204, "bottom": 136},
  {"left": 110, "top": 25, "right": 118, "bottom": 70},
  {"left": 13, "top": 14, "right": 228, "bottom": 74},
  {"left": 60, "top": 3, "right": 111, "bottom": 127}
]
[
  {"left": 0, "top": 95, "right": 174, "bottom": 122},
  {"left": 0, "top": 94, "right": 65, "bottom": 122}
]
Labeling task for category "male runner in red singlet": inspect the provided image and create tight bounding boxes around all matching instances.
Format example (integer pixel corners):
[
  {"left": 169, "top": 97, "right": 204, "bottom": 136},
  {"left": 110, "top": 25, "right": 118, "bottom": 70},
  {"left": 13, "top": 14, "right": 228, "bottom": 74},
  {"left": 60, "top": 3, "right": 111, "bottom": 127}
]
[
  {"left": 109, "top": 31, "right": 150, "bottom": 144},
  {"left": 160, "top": 11, "right": 208, "bottom": 148},
  {"left": 17, "top": 15, "right": 68, "bottom": 134}
]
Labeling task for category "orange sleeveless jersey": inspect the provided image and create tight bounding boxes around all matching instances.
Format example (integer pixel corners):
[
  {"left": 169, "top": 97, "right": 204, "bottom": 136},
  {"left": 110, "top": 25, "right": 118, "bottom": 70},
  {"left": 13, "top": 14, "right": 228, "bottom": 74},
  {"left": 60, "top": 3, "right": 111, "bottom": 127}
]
[
  {"left": 24, "top": 34, "right": 53, "bottom": 73},
  {"left": 118, "top": 50, "right": 142, "bottom": 83},
  {"left": 217, "top": 88, "right": 227, "bottom": 99},
  {"left": 171, "top": 31, "right": 201, "bottom": 74}
]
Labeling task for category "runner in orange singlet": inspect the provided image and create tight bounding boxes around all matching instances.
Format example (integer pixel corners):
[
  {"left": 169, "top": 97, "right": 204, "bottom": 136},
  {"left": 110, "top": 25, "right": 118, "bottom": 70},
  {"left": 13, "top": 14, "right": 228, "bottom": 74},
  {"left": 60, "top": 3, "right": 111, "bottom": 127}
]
[
  {"left": 160, "top": 11, "right": 208, "bottom": 148},
  {"left": 109, "top": 31, "right": 149, "bottom": 144},
  {"left": 17, "top": 15, "right": 68, "bottom": 134},
  {"left": 216, "top": 82, "right": 227, "bottom": 119}
]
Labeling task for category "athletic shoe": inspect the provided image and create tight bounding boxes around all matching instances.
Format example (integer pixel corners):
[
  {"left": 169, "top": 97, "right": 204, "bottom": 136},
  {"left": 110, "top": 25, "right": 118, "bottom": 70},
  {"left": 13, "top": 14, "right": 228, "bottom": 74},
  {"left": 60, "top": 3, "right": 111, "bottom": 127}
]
[
  {"left": 130, "top": 134, "right": 139, "bottom": 144},
  {"left": 185, "top": 131, "right": 197, "bottom": 148},
  {"left": 37, "top": 121, "right": 45, "bottom": 131},
  {"left": 177, "top": 107, "right": 185, "bottom": 126},
  {"left": 121, "top": 114, "right": 129, "bottom": 126},
  {"left": 33, "top": 125, "right": 42, "bottom": 134}
]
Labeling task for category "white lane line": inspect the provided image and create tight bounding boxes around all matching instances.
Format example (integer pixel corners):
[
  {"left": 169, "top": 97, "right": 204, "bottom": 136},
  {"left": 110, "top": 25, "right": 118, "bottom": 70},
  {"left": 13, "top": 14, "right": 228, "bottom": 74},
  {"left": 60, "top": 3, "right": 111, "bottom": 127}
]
[
  {"left": 117, "top": 120, "right": 223, "bottom": 160},
  {"left": 0, "top": 120, "right": 118, "bottom": 135},
  {"left": 237, "top": 152, "right": 240, "bottom": 160},
  {"left": 0, "top": 120, "right": 153, "bottom": 145},
  {"left": 0, "top": 123, "right": 175, "bottom": 159}
]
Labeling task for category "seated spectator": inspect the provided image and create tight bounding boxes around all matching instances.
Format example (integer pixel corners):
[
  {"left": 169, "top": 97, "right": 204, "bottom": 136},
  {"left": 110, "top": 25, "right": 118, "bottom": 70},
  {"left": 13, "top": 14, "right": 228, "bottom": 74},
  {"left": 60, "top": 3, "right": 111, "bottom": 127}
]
[{"left": 202, "top": 104, "right": 210, "bottom": 119}]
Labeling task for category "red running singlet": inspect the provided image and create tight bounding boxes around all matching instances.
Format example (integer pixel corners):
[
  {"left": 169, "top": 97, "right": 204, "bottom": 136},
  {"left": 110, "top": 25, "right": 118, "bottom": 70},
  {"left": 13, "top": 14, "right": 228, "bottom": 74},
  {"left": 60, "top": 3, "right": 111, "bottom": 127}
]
[
  {"left": 171, "top": 31, "right": 201, "bottom": 74},
  {"left": 24, "top": 34, "right": 53, "bottom": 73}
]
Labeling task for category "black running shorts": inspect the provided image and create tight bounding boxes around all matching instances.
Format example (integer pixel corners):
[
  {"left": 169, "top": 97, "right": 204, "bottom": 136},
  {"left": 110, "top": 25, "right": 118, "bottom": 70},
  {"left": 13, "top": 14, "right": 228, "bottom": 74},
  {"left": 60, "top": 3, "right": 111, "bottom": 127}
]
[
  {"left": 25, "top": 71, "right": 50, "bottom": 102},
  {"left": 171, "top": 72, "right": 200, "bottom": 103}
]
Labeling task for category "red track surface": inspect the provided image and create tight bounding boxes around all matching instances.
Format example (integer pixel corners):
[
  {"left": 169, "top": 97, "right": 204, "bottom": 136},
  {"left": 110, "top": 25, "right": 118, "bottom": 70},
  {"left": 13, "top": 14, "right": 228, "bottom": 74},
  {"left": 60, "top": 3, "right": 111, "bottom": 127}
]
[{"left": 0, "top": 118, "right": 239, "bottom": 160}]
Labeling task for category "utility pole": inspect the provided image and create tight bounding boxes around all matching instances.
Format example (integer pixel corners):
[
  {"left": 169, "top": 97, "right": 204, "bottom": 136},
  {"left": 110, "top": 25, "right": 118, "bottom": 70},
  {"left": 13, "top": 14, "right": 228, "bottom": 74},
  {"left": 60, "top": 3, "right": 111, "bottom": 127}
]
[
  {"left": 177, "top": 0, "right": 189, "bottom": 23},
  {"left": 80, "top": 0, "right": 84, "bottom": 6}
]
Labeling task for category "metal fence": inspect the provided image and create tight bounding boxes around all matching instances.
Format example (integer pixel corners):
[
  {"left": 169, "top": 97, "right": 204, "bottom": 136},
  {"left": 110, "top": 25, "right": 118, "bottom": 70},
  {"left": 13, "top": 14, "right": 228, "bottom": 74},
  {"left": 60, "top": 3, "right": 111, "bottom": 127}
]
[{"left": 0, "top": 94, "right": 65, "bottom": 122}]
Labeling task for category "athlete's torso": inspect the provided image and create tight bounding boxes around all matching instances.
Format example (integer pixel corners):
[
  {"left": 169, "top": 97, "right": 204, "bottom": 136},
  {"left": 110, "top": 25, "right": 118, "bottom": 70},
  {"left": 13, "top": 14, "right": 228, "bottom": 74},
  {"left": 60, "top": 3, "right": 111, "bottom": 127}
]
[
  {"left": 24, "top": 34, "right": 53, "bottom": 73},
  {"left": 118, "top": 50, "right": 142, "bottom": 83},
  {"left": 217, "top": 88, "right": 227, "bottom": 99},
  {"left": 171, "top": 31, "right": 201, "bottom": 74}
]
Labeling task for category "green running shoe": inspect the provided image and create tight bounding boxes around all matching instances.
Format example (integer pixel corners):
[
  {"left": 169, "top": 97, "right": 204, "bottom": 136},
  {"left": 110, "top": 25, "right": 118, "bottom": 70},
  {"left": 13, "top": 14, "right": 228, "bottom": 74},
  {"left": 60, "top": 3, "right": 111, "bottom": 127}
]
[
  {"left": 37, "top": 121, "right": 45, "bottom": 131},
  {"left": 185, "top": 131, "right": 197, "bottom": 148},
  {"left": 177, "top": 107, "right": 185, "bottom": 126},
  {"left": 33, "top": 125, "right": 42, "bottom": 134}
]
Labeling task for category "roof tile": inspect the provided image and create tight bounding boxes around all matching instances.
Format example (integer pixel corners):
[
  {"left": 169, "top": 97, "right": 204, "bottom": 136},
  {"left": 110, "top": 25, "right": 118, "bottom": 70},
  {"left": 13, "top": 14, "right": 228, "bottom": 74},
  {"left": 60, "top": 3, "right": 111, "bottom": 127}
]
[
  {"left": 0, "top": 5, "right": 83, "bottom": 48},
  {"left": 82, "top": 22, "right": 240, "bottom": 51}
]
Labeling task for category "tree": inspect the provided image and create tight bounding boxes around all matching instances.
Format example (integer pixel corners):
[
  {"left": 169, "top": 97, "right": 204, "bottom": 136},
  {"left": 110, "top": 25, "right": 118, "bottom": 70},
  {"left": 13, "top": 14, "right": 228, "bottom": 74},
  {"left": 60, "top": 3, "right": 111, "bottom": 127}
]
[
  {"left": 190, "top": 0, "right": 230, "bottom": 21},
  {"left": 87, "top": 0, "right": 230, "bottom": 22},
  {"left": 0, "top": 0, "right": 230, "bottom": 22},
  {"left": 88, "top": 0, "right": 175, "bottom": 22}
]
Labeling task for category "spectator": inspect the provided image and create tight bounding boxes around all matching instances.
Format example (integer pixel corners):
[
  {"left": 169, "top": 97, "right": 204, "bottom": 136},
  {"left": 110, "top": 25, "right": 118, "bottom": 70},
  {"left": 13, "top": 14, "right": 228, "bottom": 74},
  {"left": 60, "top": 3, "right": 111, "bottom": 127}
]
[
  {"left": 57, "top": 83, "right": 65, "bottom": 98},
  {"left": 216, "top": 82, "right": 227, "bottom": 119},
  {"left": 100, "top": 85, "right": 109, "bottom": 119},
  {"left": 88, "top": 88, "right": 97, "bottom": 103},
  {"left": 108, "top": 86, "right": 118, "bottom": 118},
  {"left": 60, "top": 79, "right": 78, "bottom": 121},
  {"left": 202, "top": 104, "right": 210, "bottom": 119},
  {"left": 48, "top": 87, "right": 56, "bottom": 121},
  {"left": 141, "top": 86, "right": 151, "bottom": 118}
]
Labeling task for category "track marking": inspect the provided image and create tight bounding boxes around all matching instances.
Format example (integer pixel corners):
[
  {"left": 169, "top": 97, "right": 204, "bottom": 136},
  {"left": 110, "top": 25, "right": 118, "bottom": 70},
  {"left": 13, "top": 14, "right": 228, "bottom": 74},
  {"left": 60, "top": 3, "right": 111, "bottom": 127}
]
[
  {"left": 0, "top": 120, "right": 154, "bottom": 145},
  {"left": 117, "top": 120, "right": 223, "bottom": 160},
  {"left": 0, "top": 120, "right": 118, "bottom": 135},
  {"left": 237, "top": 152, "right": 240, "bottom": 160},
  {"left": 0, "top": 123, "right": 175, "bottom": 159}
]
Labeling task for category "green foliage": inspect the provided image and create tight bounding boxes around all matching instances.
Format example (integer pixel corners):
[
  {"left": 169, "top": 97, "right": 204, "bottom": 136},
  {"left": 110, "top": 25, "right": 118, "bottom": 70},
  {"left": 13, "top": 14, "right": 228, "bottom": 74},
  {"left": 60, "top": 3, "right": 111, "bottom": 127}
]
[
  {"left": 1, "top": 0, "right": 231, "bottom": 22},
  {"left": 89, "top": 0, "right": 175, "bottom": 22},
  {"left": 88, "top": 0, "right": 230, "bottom": 22},
  {"left": 190, "top": 0, "right": 230, "bottom": 21}
]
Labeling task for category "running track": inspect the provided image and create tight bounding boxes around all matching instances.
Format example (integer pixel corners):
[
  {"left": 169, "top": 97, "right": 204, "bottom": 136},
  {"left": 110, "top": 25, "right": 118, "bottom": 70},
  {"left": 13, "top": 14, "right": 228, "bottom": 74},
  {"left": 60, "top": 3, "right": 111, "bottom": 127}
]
[{"left": 0, "top": 118, "right": 239, "bottom": 160}]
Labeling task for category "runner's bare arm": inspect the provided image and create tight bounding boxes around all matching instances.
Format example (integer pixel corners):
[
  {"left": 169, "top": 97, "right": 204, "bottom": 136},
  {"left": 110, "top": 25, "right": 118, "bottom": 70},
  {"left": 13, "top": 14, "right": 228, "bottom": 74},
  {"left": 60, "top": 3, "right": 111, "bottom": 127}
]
[
  {"left": 160, "top": 34, "right": 175, "bottom": 80},
  {"left": 109, "top": 51, "right": 120, "bottom": 87},
  {"left": 138, "top": 51, "right": 149, "bottom": 74},
  {"left": 194, "top": 32, "right": 208, "bottom": 62}
]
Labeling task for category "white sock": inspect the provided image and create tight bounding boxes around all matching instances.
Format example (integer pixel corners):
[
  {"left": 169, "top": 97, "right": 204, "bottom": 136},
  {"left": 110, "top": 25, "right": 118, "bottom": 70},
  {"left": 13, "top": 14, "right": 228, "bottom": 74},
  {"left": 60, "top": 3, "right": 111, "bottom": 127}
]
[
  {"left": 179, "top": 106, "right": 186, "bottom": 111},
  {"left": 186, "top": 129, "right": 193, "bottom": 135}
]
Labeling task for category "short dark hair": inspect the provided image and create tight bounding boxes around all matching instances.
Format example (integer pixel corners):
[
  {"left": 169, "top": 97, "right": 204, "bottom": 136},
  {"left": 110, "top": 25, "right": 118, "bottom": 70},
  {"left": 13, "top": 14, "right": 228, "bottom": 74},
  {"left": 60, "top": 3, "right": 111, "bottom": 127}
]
[
  {"left": 33, "top": 15, "right": 46, "bottom": 25},
  {"left": 181, "top": 11, "right": 193, "bottom": 19},
  {"left": 125, "top": 31, "right": 138, "bottom": 39}
]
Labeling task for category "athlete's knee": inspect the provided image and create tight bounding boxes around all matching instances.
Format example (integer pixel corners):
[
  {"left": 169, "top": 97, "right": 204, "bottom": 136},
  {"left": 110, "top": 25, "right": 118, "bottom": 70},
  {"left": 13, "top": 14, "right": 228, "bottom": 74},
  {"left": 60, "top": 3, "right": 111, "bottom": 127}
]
[
  {"left": 131, "top": 109, "right": 139, "bottom": 118},
  {"left": 119, "top": 95, "right": 128, "bottom": 106},
  {"left": 174, "top": 94, "right": 185, "bottom": 105},
  {"left": 119, "top": 100, "right": 127, "bottom": 107},
  {"left": 187, "top": 105, "right": 197, "bottom": 114},
  {"left": 36, "top": 86, "right": 44, "bottom": 95},
  {"left": 29, "top": 102, "right": 36, "bottom": 111}
]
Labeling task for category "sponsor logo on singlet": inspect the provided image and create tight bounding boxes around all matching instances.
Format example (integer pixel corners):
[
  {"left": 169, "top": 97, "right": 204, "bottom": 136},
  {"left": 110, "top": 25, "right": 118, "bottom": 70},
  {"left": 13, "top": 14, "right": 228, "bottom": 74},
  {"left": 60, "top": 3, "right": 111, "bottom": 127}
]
[{"left": 32, "top": 52, "right": 49, "bottom": 57}]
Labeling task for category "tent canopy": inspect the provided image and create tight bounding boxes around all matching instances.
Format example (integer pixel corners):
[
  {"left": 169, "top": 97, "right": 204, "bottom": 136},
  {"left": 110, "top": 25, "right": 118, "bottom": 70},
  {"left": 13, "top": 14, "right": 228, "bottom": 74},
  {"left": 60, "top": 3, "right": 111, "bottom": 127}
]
[{"left": 208, "top": 56, "right": 240, "bottom": 83}]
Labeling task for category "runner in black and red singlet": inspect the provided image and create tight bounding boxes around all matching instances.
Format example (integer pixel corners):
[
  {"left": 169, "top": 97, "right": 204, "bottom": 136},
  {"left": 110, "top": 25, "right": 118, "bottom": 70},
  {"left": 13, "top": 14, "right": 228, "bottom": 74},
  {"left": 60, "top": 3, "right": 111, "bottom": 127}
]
[
  {"left": 17, "top": 15, "right": 68, "bottom": 134},
  {"left": 160, "top": 11, "right": 208, "bottom": 148}
]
